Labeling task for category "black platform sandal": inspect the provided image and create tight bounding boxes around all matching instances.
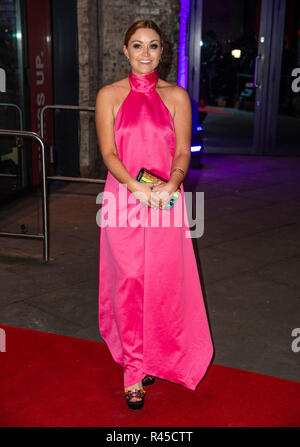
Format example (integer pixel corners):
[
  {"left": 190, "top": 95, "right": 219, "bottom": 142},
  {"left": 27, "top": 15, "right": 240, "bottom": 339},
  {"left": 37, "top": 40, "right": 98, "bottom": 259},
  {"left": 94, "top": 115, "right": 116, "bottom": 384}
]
[
  {"left": 142, "top": 375, "right": 156, "bottom": 386},
  {"left": 124, "top": 388, "right": 146, "bottom": 410}
]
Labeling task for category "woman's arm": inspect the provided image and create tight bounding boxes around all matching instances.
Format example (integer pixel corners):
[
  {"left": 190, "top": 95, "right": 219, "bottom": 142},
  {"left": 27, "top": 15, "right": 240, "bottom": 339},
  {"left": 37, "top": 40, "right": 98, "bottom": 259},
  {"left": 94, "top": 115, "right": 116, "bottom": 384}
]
[
  {"left": 95, "top": 85, "right": 140, "bottom": 193},
  {"left": 168, "top": 86, "right": 192, "bottom": 190}
]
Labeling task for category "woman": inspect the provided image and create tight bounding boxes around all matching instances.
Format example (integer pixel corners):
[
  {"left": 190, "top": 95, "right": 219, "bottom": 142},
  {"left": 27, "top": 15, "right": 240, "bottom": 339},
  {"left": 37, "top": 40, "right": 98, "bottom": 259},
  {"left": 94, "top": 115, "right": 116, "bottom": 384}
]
[{"left": 95, "top": 19, "right": 214, "bottom": 410}]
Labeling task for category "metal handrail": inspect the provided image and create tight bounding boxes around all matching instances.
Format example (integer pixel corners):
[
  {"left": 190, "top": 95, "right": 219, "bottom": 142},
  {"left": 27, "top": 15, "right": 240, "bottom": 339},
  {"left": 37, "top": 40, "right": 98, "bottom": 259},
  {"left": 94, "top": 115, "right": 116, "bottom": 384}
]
[
  {"left": 0, "top": 129, "right": 49, "bottom": 263},
  {"left": 0, "top": 105, "right": 105, "bottom": 263},
  {"left": 40, "top": 104, "right": 105, "bottom": 184}
]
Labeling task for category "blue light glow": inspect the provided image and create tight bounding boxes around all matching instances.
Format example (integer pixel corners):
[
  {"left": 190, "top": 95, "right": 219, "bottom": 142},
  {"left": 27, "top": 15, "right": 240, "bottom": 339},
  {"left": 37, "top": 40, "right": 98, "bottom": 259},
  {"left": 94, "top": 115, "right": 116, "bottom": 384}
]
[
  {"left": 191, "top": 145, "right": 202, "bottom": 152},
  {"left": 177, "top": 0, "right": 190, "bottom": 88}
]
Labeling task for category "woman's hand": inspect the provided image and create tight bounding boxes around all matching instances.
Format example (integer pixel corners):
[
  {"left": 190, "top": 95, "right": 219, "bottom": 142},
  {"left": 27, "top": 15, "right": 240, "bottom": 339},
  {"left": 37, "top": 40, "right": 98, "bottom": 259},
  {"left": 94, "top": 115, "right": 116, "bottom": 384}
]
[
  {"left": 131, "top": 180, "right": 178, "bottom": 209},
  {"left": 131, "top": 181, "right": 158, "bottom": 209},
  {"left": 150, "top": 180, "right": 179, "bottom": 209}
]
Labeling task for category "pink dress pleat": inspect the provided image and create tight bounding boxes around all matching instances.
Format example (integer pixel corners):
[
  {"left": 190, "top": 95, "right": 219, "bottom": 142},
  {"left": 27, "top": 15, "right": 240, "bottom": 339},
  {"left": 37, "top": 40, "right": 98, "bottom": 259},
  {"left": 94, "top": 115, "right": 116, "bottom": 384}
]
[{"left": 98, "top": 68, "right": 214, "bottom": 390}]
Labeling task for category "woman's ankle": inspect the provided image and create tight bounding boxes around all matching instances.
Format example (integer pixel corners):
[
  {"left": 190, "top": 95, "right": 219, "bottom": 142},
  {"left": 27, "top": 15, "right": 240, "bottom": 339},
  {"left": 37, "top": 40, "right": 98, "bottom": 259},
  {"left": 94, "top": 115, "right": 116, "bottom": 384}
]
[{"left": 124, "top": 380, "right": 143, "bottom": 392}]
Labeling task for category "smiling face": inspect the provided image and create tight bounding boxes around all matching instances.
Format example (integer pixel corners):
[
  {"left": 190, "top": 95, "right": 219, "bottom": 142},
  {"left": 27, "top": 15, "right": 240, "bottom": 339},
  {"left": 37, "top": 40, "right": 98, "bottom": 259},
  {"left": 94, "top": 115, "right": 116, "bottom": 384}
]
[{"left": 123, "top": 27, "right": 163, "bottom": 75}]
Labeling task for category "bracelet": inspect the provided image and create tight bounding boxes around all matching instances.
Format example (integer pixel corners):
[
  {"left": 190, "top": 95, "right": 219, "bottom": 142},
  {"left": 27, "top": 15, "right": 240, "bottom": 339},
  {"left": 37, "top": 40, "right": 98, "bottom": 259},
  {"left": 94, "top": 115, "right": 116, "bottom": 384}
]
[{"left": 171, "top": 167, "right": 185, "bottom": 176}]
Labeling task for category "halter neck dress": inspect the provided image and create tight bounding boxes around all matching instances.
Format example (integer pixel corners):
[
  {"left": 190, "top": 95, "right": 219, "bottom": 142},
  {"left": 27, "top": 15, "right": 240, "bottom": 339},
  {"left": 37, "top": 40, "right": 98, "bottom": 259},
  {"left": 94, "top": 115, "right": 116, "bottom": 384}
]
[{"left": 98, "top": 68, "right": 213, "bottom": 390}]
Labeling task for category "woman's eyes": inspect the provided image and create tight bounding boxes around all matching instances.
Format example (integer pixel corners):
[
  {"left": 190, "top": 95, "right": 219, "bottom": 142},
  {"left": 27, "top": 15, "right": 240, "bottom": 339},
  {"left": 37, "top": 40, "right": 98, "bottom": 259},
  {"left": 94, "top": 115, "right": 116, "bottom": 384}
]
[{"left": 133, "top": 44, "right": 158, "bottom": 49}]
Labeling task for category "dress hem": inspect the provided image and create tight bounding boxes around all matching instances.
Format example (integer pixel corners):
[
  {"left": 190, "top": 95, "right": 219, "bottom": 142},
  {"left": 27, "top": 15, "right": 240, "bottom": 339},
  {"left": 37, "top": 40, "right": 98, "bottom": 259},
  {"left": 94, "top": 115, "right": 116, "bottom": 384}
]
[{"left": 102, "top": 338, "right": 214, "bottom": 392}]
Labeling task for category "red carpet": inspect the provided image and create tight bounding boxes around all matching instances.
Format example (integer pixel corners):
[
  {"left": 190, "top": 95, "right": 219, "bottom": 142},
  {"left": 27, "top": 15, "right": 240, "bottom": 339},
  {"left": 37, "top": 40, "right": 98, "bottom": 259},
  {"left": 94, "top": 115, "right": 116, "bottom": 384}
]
[{"left": 0, "top": 324, "right": 299, "bottom": 427}]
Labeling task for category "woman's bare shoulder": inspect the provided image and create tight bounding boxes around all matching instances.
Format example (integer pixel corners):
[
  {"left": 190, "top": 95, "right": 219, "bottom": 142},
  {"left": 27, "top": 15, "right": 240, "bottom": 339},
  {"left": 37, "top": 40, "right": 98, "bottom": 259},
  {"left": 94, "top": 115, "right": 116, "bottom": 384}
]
[
  {"left": 97, "top": 77, "right": 129, "bottom": 95},
  {"left": 157, "top": 78, "right": 176, "bottom": 90},
  {"left": 158, "top": 79, "right": 189, "bottom": 101},
  {"left": 113, "top": 76, "right": 130, "bottom": 86},
  {"left": 157, "top": 79, "right": 190, "bottom": 117},
  {"left": 96, "top": 77, "right": 131, "bottom": 121},
  {"left": 95, "top": 83, "right": 113, "bottom": 108},
  {"left": 96, "top": 77, "right": 129, "bottom": 108}
]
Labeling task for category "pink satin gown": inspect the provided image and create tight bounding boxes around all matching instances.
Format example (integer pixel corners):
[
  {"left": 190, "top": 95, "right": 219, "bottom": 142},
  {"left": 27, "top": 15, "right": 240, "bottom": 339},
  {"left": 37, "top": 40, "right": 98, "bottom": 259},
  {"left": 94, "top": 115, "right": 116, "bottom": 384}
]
[{"left": 98, "top": 68, "right": 214, "bottom": 390}]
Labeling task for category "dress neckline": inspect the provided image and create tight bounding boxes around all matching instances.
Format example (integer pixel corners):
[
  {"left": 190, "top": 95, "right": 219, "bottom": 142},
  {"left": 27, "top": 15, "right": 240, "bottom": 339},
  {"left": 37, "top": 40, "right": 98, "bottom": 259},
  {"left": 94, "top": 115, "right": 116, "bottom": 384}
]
[{"left": 128, "top": 68, "right": 158, "bottom": 93}]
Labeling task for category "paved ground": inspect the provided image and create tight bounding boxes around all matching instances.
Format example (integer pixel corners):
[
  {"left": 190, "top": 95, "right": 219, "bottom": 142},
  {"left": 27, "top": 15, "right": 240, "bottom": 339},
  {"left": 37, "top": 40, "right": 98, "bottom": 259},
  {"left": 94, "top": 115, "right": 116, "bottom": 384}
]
[{"left": 1, "top": 153, "right": 300, "bottom": 383}]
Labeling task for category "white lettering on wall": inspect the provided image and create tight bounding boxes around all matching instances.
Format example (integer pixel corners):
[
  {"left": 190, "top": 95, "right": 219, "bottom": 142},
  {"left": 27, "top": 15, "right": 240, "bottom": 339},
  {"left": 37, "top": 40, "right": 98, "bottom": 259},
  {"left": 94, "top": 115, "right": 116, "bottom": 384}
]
[
  {"left": 0, "top": 67, "right": 6, "bottom": 93},
  {"left": 35, "top": 52, "right": 46, "bottom": 173},
  {"left": 291, "top": 68, "right": 300, "bottom": 93}
]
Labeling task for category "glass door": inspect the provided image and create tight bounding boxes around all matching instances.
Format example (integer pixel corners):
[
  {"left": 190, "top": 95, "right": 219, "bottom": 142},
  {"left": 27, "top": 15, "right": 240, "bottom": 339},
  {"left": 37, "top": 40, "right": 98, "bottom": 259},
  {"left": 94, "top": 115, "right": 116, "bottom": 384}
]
[
  {"left": 275, "top": 0, "right": 300, "bottom": 155},
  {"left": 0, "top": 0, "right": 27, "bottom": 204},
  {"left": 195, "top": 0, "right": 262, "bottom": 154},
  {"left": 188, "top": 0, "right": 296, "bottom": 156}
]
